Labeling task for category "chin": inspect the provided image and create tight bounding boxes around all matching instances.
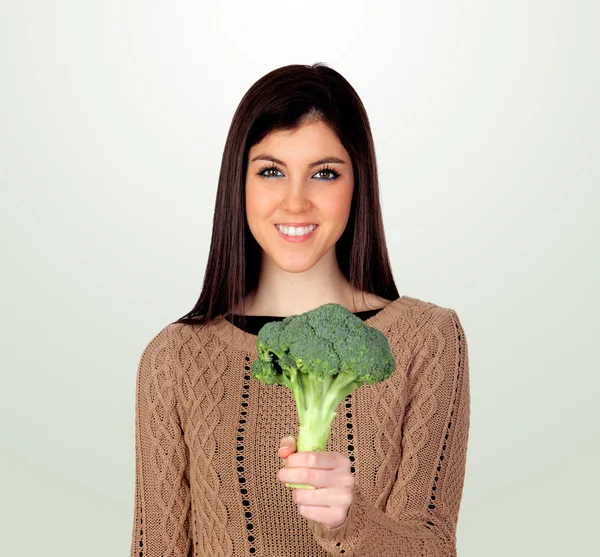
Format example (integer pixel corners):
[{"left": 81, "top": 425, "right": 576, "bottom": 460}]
[{"left": 271, "top": 253, "right": 321, "bottom": 273}]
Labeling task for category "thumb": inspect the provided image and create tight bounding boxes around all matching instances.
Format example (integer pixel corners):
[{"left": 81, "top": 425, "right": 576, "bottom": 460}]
[{"left": 278, "top": 436, "right": 296, "bottom": 459}]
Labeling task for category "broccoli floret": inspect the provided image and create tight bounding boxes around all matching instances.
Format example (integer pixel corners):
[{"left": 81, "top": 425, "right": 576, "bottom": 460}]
[{"left": 251, "top": 302, "right": 396, "bottom": 489}]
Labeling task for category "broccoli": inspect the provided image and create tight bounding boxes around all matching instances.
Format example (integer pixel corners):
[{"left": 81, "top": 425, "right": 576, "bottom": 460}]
[{"left": 250, "top": 302, "right": 396, "bottom": 489}]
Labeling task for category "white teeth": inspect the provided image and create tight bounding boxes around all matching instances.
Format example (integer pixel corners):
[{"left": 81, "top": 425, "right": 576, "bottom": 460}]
[{"left": 276, "top": 224, "right": 317, "bottom": 236}]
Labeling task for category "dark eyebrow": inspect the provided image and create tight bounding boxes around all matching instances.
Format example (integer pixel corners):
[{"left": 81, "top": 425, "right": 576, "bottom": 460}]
[{"left": 250, "top": 154, "right": 346, "bottom": 167}]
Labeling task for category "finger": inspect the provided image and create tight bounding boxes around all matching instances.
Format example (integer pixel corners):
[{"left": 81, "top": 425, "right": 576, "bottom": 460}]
[
  {"left": 278, "top": 466, "right": 354, "bottom": 489},
  {"left": 278, "top": 437, "right": 297, "bottom": 465},
  {"left": 278, "top": 436, "right": 296, "bottom": 450},
  {"left": 278, "top": 445, "right": 296, "bottom": 458},
  {"left": 293, "top": 486, "right": 354, "bottom": 508},
  {"left": 296, "top": 504, "right": 349, "bottom": 529},
  {"left": 278, "top": 446, "right": 295, "bottom": 465},
  {"left": 286, "top": 450, "right": 351, "bottom": 471},
  {"left": 279, "top": 436, "right": 296, "bottom": 450}
]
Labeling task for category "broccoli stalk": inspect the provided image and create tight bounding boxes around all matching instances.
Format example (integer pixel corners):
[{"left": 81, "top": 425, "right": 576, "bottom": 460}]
[
  {"left": 250, "top": 302, "right": 396, "bottom": 489},
  {"left": 289, "top": 366, "right": 363, "bottom": 453}
]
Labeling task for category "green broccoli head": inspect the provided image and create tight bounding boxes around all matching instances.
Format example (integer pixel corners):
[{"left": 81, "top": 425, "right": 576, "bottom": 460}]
[{"left": 250, "top": 303, "right": 396, "bottom": 479}]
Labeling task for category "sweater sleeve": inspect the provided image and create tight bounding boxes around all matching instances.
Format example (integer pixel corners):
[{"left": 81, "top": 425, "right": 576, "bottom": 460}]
[
  {"left": 307, "top": 309, "right": 471, "bottom": 556},
  {"left": 130, "top": 325, "right": 192, "bottom": 557}
]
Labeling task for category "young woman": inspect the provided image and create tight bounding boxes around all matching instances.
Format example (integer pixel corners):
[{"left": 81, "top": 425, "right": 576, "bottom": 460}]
[{"left": 130, "top": 63, "right": 470, "bottom": 557}]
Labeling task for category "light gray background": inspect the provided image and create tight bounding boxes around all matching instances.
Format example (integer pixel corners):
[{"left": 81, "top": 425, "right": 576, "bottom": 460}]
[{"left": 1, "top": 1, "right": 598, "bottom": 555}]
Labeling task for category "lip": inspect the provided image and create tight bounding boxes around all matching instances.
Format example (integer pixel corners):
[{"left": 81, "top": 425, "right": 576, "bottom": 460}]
[
  {"left": 274, "top": 224, "right": 319, "bottom": 243},
  {"left": 276, "top": 222, "right": 317, "bottom": 226}
]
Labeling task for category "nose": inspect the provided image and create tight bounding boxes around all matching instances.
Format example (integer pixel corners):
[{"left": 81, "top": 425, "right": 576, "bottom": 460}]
[{"left": 281, "top": 182, "right": 311, "bottom": 213}]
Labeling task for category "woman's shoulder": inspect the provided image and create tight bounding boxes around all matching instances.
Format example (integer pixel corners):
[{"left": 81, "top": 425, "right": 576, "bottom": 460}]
[
  {"left": 396, "top": 297, "right": 466, "bottom": 349},
  {"left": 377, "top": 294, "right": 461, "bottom": 331},
  {"left": 352, "top": 291, "right": 392, "bottom": 312}
]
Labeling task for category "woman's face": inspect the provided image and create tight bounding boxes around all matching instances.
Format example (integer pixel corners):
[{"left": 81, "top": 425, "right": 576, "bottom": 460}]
[{"left": 245, "top": 120, "right": 354, "bottom": 273}]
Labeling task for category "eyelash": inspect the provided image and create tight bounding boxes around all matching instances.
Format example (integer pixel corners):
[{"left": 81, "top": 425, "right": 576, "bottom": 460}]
[{"left": 256, "top": 164, "right": 341, "bottom": 181}]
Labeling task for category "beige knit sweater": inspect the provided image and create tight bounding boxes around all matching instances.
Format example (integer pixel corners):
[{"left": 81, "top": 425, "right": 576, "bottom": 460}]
[{"left": 130, "top": 295, "right": 470, "bottom": 556}]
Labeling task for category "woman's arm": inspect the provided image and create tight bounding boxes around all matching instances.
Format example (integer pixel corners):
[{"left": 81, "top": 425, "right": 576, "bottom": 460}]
[
  {"left": 130, "top": 325, "right": 192, "bottom": 557},
  {"left": 307, "top": 309, "right": 471, "bottom": 556}
]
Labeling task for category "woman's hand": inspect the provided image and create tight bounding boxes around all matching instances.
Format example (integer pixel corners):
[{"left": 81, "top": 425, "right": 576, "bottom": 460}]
[{"left": 277, "top": 435, "right": 355, "bottom": 529}]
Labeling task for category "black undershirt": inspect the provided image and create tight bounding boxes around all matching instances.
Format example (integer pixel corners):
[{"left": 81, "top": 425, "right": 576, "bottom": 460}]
[{"left": 224, "top": 308, "right": 385, "bottom": 335}]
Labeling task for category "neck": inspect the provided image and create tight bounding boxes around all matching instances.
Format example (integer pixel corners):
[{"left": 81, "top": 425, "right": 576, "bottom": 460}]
[{"left": 240, "top": 249, "right": 365, "bottom": 317}]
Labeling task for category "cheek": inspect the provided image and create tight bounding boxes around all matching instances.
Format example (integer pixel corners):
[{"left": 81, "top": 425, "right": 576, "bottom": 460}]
[
  {"left": 246, "top": 181, "right": 277, "bottom": 218},
  {"left": 320, "top": 184, "right": 353, "bottom": 219}
]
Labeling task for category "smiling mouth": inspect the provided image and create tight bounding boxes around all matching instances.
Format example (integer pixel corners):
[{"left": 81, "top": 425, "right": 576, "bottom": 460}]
[
  {"left": 274, "top": 224, "right": 319, "bottom": 241},
  {"left": 275, "top": 224, "right": 318, "bottom": 236}
]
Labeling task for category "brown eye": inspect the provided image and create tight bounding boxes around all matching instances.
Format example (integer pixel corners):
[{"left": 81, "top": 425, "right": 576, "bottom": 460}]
[
  {"left": 317, "top": 170, "right": 338, "bottom": 180},
  {"left": 257, "top": 165, "right": 282, "bottom": 178},
  {"left": 256, "top": 164, "right": 340, "bottom": 181},
  {"left": 316, "top": 166, "right": 340, "bottom": 180}
]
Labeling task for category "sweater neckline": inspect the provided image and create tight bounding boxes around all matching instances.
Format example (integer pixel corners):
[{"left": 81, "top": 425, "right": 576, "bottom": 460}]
[{"left": 207, "top": 296, "right": 407, "bottom": 354}]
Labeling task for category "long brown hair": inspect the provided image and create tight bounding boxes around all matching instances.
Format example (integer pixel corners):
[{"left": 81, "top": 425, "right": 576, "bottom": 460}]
[{"left": 173, "top": 62, "right": 399, "bottom": 330}]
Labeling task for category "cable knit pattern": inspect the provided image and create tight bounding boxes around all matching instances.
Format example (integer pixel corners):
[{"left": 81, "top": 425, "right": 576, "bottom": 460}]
[{"left": 130, "top": 295, "right": 470, "bottom": 556}]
